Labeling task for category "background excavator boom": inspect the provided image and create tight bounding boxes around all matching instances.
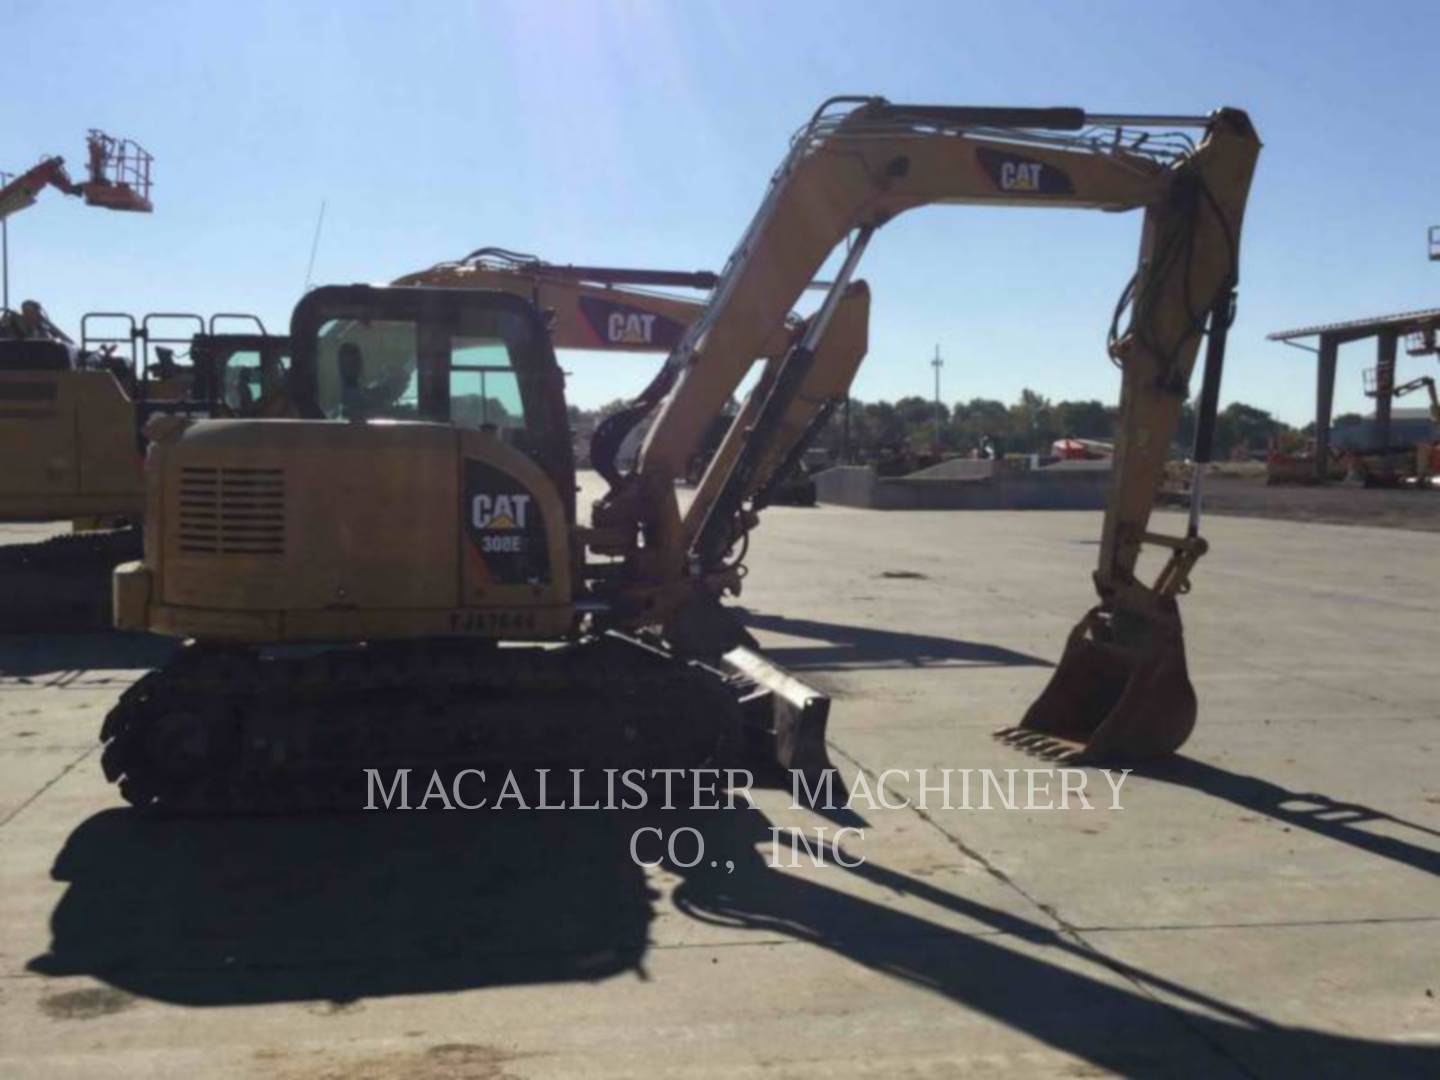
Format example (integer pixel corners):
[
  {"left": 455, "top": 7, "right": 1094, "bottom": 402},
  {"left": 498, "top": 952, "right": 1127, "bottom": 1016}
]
[
  {"left": 393, "top": 247, "right": 870, "bottom": 497},
  {"left": 393, "top": 247, "right": 761, "bottom": 354}
]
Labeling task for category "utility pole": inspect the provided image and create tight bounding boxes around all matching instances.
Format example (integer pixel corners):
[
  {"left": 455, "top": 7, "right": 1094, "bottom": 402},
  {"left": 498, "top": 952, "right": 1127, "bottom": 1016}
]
[
  {"left": 931, "top": 343, "right": 944, "bottom": 454},
  {"left": 1, "top": 169, "right": 10, "bottom": 312}
]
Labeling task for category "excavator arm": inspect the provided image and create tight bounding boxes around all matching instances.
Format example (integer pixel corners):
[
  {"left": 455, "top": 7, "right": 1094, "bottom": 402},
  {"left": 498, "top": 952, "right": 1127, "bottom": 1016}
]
[{"left": 597, "top": 97, "right": 1261, "bottom": 762}]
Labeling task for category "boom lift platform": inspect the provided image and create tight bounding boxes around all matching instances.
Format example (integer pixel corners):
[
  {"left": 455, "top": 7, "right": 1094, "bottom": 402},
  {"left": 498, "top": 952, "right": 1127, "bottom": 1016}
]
[{"left": 0, "top": 130, "right": 152, "bottom": 221}]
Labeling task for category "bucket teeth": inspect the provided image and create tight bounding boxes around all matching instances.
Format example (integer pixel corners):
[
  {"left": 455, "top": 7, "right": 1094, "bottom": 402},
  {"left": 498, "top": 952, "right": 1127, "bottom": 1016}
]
[
  {"left": 992, "top": 728, "right": 1090, "bottom": 762},
  {"left": 1002, "top": 597, "right": 1197, "bottom": 764}
]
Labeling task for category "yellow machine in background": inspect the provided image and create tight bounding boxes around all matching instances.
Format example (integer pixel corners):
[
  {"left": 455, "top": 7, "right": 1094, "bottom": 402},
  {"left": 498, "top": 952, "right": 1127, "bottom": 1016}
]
[
  {"left": 0, "top": 313, "right": 289, "bottom": 521},
  {"left": 0, "top": 334, "right": 151, "bottom": 523},
  {"left": 105, "top": 99, "right": 1259, "bottom": 813},
  {"left": 0, "top": 311, "right": 290, "bottom": 629}
]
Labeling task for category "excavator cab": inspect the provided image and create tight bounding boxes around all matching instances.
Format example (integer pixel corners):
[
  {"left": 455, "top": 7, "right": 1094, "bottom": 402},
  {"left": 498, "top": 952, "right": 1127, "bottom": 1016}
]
[
  {"left": 188, "top": 314, "right": 292, "bottom": 419},
  {"left": 290, "top": 284, "right": 576, "bottom": 517},
  {"left": 190, "top": 333, "right": 291, "bottom": 417}
]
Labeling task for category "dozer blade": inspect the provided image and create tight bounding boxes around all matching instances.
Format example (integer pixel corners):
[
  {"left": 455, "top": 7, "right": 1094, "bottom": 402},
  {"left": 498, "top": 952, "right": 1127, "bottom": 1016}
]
[
  {"left": 719, "top": 645, "right": 831, "bottom": 774},
  {"left": 998, "top": 596, "right": 1196, "bottom": 763}
]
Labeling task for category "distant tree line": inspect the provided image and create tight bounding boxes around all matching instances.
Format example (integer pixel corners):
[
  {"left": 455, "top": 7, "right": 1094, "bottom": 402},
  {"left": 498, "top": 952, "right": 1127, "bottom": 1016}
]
[{"left": 569, "top": 389, "right": 1307, "bottom": 461}]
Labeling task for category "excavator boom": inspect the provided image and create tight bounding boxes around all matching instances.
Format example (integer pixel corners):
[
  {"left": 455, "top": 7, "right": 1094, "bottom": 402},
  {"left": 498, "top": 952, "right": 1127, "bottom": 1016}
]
[{"left": 598, "top": 97, "right": 1261, "bottom": 761}]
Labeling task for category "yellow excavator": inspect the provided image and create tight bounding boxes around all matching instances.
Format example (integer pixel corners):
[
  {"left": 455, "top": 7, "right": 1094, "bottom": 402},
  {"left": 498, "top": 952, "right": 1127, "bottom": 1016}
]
[{"left": 104, "top": 98, "right": 1258, "bottom": 812}]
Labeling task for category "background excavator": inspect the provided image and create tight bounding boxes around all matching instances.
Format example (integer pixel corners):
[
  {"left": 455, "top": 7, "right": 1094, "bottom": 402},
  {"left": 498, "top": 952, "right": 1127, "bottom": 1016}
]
[
  {"left": 103, "top": 97, "right": 1258, "bottom": 813},
  {"left": 0, "top": 311, "right": 292, "bottom": 629}
]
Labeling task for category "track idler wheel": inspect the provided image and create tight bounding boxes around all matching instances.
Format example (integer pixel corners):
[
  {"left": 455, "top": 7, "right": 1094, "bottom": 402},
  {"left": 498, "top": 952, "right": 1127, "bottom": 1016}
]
[{"left": 999, "top": 596, "right": 1196, "bottom": 763}]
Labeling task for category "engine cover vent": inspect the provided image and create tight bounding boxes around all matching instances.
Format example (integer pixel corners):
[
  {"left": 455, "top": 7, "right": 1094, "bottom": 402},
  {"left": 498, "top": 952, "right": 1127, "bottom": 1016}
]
[{"left": 178, "top": 466, "right": 285, "bottom": 556}]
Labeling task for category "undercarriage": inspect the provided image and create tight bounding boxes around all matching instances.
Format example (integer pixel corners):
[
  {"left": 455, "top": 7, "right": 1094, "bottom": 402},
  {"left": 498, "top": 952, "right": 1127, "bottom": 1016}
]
[{"left": 101, "top": 633, "right": 829, "bottom": 815}]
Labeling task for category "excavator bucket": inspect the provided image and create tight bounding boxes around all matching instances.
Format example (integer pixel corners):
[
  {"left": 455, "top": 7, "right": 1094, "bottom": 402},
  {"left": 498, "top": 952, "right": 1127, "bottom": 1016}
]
[{"left": 998, "top": 596, "right": 1196, "bottom": 763}]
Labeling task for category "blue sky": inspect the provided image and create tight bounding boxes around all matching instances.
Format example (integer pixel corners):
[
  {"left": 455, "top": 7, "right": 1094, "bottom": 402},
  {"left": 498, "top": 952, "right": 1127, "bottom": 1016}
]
[{"left": 4, "top": 0, "right": 1436, "bottom": 422}]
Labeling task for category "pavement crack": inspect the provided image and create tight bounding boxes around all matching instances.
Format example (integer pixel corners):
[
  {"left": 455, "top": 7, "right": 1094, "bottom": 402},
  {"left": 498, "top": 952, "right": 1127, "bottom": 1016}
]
[
  {"left": 826, "top": 742, "right": 1060, "bottom": 921},
  {"left": 829, "top": 741, "right": 1269, "bottom": 1080},
  {"left": 1074, "top": 914, "right": 1440, "bottom": 933},
  {"left": 0, "top": 743, "right": 96, "bottom": 830}
]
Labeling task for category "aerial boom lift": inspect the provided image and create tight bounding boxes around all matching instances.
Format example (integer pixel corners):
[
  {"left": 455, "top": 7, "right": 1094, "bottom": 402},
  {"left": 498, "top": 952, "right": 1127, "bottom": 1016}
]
[{"left": 0, "top": 131, "right": 153, "bottom": 221}]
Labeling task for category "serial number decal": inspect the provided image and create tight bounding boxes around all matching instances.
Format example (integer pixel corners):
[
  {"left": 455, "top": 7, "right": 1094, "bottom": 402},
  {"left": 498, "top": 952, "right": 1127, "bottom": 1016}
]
[{"left": 448, "top": 609, "right": 539, "bottom": 634}]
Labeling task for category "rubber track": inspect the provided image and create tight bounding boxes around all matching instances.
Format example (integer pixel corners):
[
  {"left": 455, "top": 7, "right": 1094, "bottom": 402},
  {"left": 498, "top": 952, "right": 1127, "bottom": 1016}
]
[
  {"left": 100, "top": 636, "right": 743, "bottom": 815},
  {"left": 0, "top": 527, "right": 141, "bottom": 632}
]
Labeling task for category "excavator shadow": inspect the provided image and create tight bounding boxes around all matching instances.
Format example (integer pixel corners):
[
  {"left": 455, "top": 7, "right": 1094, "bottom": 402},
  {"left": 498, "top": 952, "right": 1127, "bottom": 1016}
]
[
  {"left": 26, "top": 795, "right": 1436, "bottom": 1075},
  {"left": 741, "top": 611, "right": 1053, "bottom": 672},
  {"left": 1137, "top": 756, "right": 1440, "bottom": 878},
  {"left": 0, "top": 631, "right": 177, "bottom": 680},
  {"left": 27, "top": 806, "right": 655, "bottom": 1005},
  {"left": 985, "top": 753, "right": 1440, "bottom": 877}
]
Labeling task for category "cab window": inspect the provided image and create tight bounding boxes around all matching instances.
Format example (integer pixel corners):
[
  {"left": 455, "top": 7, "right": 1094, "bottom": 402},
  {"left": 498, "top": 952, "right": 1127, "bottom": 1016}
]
[
  {"left": 315, "top": 318, "right": 419, "bottom": 421},
  {"left": 451, "top": 337, "right": 522, "bottom": 433},
  {"left": 219, "top": 348, "right": 289, "bottom": 413}
]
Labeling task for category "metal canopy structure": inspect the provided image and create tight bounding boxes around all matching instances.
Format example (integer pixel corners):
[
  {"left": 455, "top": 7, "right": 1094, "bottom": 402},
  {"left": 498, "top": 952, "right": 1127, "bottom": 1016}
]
[
  {"left": 1268, "top": 307, "right": 1440, "bottom": 480},
  {"left": 1268, "top": 307, "right": 1440, "bottom": 344}
]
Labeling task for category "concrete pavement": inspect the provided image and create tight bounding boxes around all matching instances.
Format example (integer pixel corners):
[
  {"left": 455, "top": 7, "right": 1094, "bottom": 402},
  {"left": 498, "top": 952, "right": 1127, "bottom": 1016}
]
[{"left": 0, "top": 498, "right": 1436, "bottom": 1077}]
